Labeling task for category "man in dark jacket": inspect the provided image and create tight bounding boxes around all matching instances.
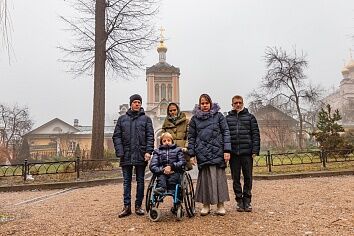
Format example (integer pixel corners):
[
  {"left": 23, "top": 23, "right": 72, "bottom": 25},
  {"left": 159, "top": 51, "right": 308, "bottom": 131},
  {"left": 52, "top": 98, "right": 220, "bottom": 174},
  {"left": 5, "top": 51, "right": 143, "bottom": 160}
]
[
  {"left": 112, "top": 94, "right": 154, "bottom": 218},
  {"left": 226, "top": 95, "right": 260, "bottom": 212}
]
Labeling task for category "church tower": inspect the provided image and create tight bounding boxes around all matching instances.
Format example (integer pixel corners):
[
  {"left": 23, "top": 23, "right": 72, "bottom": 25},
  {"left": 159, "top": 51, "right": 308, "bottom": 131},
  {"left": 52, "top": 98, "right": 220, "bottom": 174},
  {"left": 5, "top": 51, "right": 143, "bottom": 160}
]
[{"left": 146, "top": 28, "right": 180, "bottom": 117}]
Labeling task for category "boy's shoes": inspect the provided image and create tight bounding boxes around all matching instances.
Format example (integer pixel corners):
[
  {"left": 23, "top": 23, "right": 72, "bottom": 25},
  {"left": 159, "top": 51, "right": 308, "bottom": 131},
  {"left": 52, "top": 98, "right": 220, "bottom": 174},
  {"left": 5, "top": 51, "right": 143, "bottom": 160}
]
[
  {"left": 236, "top": 199, "right": 245, "bottom": 212},
  {"left": 118, "top": 206, "right": 131, "bottom": 218},
  {"left": 135, "top": 206, "right": 145, "bottom": 216},
  {"left": 216, "top": 202, "right": 226, "bottom": 216},
  {"left": 170, "top": 207, "right": 177, "bottom": 215},
  {"left": 153, "top": 187, "right": 166, "bottom": 195},
  {"left": 244, "top": 202, "right": 252, "bottom": 212},
  {"left": 200, "top": 204, "right": 210, "bottom": 216}
]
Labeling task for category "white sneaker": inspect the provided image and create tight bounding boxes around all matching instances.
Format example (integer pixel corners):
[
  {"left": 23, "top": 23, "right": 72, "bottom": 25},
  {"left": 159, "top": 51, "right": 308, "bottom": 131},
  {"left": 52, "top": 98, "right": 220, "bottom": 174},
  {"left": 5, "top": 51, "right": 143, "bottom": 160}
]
[
  {"left": 200, "top": 204, "right": 210, "bottom": 216},
  {"left": 216, "top": 202, "right": 226, "bottom": 216}
]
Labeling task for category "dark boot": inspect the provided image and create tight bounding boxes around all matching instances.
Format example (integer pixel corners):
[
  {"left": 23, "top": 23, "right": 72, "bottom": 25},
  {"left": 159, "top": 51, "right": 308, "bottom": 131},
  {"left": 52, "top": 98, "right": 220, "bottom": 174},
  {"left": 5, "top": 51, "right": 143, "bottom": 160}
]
[
  {"left": 118, "top": 206, "right": 132, "bottom": 218},
  {"left": 236, "top": 199, "right": 245, "bottom": 212},
  {"left": 135, "top": 206, "right": 145, "bottom": 216},
  {"left": 244, "top": 198, "right": 252, "bottom": 212}
]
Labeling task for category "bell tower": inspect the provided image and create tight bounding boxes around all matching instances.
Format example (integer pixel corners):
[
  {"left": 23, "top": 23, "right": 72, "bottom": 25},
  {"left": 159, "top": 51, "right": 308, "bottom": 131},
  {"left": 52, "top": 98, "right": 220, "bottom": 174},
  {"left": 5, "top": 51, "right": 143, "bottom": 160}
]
[{"left": 146, "top": 28, "right": 180, "bottom": 115}]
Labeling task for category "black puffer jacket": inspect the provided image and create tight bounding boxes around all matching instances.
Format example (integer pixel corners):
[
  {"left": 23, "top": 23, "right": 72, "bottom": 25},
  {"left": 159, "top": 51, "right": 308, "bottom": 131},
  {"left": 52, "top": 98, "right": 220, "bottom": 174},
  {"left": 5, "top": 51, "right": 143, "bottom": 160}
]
[
  {"left": 226, "top": 108, "right": 260, "bottom": 156},
  {"left": 150, "top": 144, "right": 186, "bottom": 174},
  {"left": 187, "top": 103, "right": 231, "bottom": 169},
  {"left": 112, "top": 108, "right": 154, "bottom": 166}
]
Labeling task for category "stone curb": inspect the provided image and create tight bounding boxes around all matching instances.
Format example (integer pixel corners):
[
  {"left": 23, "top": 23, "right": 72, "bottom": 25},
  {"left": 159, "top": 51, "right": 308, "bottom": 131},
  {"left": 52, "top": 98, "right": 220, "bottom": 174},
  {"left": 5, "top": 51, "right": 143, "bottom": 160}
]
[{"left": 0, "top": 170, "right": 353, "bottom": 192}]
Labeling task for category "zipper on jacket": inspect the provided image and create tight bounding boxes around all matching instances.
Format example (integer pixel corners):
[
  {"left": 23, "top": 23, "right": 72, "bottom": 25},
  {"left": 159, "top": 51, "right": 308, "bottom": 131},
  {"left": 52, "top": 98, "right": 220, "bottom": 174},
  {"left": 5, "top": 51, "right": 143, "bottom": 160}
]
[{"left": 236, "top": 112, "right": 240, "bottom": 155}]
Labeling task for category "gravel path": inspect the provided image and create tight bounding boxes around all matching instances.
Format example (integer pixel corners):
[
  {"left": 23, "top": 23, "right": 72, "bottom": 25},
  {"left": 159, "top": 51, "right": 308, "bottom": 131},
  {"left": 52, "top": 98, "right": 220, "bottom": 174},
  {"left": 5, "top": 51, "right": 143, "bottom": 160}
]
[{"left": 1, "top": 176, "right": 353, "bottom": 235}]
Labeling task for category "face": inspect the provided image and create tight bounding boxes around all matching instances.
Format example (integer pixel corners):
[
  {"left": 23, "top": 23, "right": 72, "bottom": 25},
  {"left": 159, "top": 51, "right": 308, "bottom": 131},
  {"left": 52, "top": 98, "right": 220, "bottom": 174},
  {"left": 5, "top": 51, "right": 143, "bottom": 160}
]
[
  {"left": 232, "top": 98, "right": 244, "bottom": 112},
  {"left": 162, "top": 137, "right": 173, "bottom": 145},
  {"left": 200, "top": 97, "right": 211, "bottom": 112},
  {"left": 168, "top": 105, "right": 178, "bottom": 117},
  {"left": 131, "top": 100, "right": 142, "bottom": 111}
]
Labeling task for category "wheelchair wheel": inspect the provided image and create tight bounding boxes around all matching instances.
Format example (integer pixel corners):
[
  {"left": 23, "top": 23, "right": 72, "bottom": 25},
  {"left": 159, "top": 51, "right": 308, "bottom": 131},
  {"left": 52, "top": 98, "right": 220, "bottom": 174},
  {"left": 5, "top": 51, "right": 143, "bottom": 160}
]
[
  {"left": 176, "top": 205, "right": 183, "bottom": 221},
  {"left": 183, "top": 172, "right": 196, "bottom": 217},
  {"left": 149, "top": 207, "right": 161, "bottom": 222},
  {"left": 145, "top": 175, "right": 157, "bottom": 213}
]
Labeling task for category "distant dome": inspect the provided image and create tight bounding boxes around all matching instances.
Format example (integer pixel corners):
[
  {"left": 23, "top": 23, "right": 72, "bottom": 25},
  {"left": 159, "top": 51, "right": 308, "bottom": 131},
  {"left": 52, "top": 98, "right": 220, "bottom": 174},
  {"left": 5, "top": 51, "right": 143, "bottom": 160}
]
[
  {"left": 345, "top": 59, "right": 354, "bottom": 70},
  {"left": 341, "top": 66, "right": 349, "bottom": 75}
]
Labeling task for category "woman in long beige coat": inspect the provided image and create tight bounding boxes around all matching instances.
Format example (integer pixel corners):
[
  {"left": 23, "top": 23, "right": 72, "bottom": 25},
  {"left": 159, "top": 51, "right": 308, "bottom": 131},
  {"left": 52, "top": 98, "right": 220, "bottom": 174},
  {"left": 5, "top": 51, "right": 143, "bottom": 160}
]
[{"left": 162, "top": 103, "right": 193, "bottom": 170}]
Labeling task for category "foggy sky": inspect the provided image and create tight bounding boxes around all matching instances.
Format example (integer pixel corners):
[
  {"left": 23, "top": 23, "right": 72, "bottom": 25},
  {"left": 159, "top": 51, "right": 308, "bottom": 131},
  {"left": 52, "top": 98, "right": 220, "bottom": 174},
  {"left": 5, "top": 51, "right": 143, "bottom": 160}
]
[{"left": 1, "top": 0, "right": 353, "bottom": 128}]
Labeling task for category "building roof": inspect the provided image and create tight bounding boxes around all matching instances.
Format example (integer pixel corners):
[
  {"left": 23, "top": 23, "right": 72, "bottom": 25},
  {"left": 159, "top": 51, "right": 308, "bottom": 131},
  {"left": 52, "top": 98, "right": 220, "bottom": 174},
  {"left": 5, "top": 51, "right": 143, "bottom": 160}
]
[
  {"left": 253, "top": 104, "right": 298, "bottom": 126},
  {"left": 25, "top": 118, "right": 115, "bottom": 137},
  {"left": 146, "top": 62, "right": 180, "bottom": 75}
]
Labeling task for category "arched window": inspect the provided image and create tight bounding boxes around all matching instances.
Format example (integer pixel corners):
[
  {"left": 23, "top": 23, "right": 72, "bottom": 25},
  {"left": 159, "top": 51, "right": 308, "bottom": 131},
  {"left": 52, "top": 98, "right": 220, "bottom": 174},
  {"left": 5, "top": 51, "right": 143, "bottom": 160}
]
[
  {"left": 161, "top": 84, "right": 166, "bottom": 100},
  {"left": 155, "top": 84, "right": 160, "bottom": 102},
  {"left": 167, "top": 84, "right": 172, "bottom": 101},
  {"left": 160, "top": 103, "right": 167, "bottom": 116}
]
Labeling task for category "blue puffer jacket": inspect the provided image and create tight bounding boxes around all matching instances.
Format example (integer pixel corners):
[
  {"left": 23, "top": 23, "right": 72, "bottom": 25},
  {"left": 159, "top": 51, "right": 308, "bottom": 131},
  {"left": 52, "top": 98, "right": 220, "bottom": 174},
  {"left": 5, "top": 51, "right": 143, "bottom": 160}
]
[
  {"left": 150, "top": 144, "right": 186, "bottom": 174},
  {"left": 187, "top": 103, "right": 231, "bottom": 169},
  {"left": 226, "top": 108, "right": 260, "bottom": 156},
  {"left": 112, "top": 108, "right": 154, "bottom": 166}
]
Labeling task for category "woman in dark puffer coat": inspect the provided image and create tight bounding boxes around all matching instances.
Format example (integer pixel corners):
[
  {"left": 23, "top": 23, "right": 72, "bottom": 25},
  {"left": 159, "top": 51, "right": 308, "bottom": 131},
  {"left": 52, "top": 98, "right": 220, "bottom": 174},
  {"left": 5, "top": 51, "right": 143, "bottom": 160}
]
[{"left": 187, "top": 94, "right": 231, "bottom": 216}]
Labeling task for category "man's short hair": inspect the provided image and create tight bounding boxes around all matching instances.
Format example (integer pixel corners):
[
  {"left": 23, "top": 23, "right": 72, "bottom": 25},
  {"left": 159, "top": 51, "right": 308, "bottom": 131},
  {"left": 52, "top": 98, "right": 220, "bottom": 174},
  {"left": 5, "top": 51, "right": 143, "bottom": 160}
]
[{"left": 232, "top": 95, "right": 244, "bottom": 102}]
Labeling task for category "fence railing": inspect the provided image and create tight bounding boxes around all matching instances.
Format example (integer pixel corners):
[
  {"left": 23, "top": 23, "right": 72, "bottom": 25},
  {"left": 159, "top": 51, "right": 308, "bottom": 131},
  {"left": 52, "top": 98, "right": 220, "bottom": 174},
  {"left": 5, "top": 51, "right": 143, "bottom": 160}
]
[
  {"left": 1, "top": 149, "right": 353, "bottom": 180},
  {"left": 0, "top": 157, "right": 121, "bottom": 181},
  {"left": 252, "top": 149, "right": 354, "bottom": 172}
]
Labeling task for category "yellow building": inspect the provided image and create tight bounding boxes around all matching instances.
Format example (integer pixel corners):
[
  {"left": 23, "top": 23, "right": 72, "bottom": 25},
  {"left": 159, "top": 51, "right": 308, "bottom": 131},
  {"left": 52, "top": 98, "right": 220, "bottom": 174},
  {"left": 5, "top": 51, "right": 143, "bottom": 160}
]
[{"left": 25, "top": 118, "right": 114, "bottom": 159}]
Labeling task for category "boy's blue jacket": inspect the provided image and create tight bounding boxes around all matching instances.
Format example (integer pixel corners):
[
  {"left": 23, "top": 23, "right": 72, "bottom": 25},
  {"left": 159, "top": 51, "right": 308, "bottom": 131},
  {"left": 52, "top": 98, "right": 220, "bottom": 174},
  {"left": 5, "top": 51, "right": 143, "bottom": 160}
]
[{"left": 150, "top": 144, "right": 186, "bottom": 174}]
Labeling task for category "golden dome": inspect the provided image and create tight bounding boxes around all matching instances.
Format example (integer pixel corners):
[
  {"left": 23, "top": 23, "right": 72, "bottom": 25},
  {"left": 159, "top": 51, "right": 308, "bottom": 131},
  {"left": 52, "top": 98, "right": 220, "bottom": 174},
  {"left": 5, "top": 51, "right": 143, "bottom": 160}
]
[{"left": 345, "top": 59, "right": 354, "bottom": 70}]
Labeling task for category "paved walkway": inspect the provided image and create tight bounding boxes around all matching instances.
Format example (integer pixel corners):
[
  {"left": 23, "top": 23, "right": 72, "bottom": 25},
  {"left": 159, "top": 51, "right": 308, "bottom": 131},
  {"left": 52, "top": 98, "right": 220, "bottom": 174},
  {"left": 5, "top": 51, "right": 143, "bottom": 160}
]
[{"left": 1, "top": 176, "right": 353, "bottom": 235}]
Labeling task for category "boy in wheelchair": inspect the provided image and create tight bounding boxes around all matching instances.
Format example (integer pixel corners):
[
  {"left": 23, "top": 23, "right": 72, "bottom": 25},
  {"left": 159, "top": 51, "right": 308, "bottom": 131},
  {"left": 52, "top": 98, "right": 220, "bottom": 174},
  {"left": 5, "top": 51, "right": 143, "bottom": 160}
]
[{"left": 150, "top": 132, "right": 186, "bottom": 195}]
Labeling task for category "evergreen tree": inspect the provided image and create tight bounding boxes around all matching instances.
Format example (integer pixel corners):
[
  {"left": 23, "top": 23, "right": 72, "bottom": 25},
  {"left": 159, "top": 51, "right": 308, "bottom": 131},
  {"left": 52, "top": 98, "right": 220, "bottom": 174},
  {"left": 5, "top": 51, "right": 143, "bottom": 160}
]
[
  {"left": 314, "top": 104, "right": 344, "bottom": 150},
  {"left": 18, "top": 138, "right": 30, "bottom": 162}
]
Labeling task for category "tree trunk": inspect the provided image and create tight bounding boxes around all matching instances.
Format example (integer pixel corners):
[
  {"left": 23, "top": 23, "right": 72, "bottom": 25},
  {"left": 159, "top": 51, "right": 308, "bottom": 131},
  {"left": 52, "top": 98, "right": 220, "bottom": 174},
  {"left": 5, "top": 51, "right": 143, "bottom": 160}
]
[
  {"left": 90, "top": 0, "right": 106, "bottom": 159},
  {"left": 295, "top": 102, "right": 303, "bottom": 150}
]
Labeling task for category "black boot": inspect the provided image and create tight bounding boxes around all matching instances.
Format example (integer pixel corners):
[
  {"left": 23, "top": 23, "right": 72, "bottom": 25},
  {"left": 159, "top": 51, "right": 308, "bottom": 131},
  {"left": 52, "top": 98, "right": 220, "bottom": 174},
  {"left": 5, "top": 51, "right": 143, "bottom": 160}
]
[
  {"left": 236, "top": 199, "right": 245, "bottom": 212},
  {"left": 135, "top": 206, "right": 145, "bottom": 216},
  {"left": 118, "top": 205, "right": 132, "bottom": 218},
  {"left": 244, "top": 198, "right": 252, "bottom": 212}
]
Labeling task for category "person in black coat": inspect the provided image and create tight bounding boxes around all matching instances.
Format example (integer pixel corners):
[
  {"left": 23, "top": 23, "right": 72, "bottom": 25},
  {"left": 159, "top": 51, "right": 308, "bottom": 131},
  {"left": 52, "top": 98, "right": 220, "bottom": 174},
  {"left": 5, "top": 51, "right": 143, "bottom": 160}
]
[
  {"left": 150, "top": 132, "right": 186, "bottom": 194},
  {"left": 188, "top": 94, "right": 231, "bottom": 216},
  {"left": 226, "top": 95, "right": 260, "bottom": 212},
  {"left": 112, "top": 94, "right": 154, "bottom": 218}
]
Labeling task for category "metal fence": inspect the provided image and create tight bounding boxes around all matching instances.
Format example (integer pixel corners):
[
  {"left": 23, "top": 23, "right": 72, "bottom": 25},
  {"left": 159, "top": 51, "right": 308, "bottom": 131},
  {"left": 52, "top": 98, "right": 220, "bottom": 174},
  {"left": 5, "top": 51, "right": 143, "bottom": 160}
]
[
  {"left": 253, "top": 149, "right": 354, "bottom": 172},
  {"left": 1, "top": 149, "right": 353, "bottom": 180},
  {"left": 0, "top": 157, "right": 121, "bottom": 181}
]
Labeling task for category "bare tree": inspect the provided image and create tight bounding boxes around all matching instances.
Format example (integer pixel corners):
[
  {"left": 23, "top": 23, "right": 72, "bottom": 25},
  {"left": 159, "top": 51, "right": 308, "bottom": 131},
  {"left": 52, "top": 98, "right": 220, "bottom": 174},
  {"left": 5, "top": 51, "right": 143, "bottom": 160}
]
[
  {"left": 253, "top": 46, "right": 322, "bottom": 149},
  {"left": 0, "top": 0, "right": 13, "bottom": 60},
  {"left": 0, "top": 104, "right": 33, "bottom": 160},
  {"left": 60, "top": 0, "right": 158, "bottom": 159}
]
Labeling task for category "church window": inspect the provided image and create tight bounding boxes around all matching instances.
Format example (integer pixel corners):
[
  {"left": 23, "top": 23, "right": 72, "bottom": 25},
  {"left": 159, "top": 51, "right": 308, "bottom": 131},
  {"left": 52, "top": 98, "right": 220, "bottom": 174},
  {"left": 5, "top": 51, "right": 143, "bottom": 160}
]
[
  {"left": 161, "top": 84, "right": 166, "bottom": 100},
  {"left": 155, "top": 84, "right": 160, "bottom": 102},
  {"left": 160, "top": 103, "right": 167, "bottom": 116},
  {"left": 168, "top": 84, "right": 172, "bottom": 101}
]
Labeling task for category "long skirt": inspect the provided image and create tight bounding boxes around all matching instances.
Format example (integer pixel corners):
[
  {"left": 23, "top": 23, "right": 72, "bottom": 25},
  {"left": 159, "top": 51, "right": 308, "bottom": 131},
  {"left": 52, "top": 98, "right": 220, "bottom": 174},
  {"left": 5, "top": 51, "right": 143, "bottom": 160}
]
[{"left": 195, "top": 165, "right": 230, "bottom": 205}]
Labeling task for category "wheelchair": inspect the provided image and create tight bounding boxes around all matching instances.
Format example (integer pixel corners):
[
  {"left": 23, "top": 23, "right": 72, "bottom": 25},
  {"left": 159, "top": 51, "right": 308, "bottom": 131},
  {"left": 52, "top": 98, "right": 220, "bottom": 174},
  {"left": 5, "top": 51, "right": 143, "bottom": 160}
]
[{"left": 145, "top": 170, "right": 195, "bottom": 222}]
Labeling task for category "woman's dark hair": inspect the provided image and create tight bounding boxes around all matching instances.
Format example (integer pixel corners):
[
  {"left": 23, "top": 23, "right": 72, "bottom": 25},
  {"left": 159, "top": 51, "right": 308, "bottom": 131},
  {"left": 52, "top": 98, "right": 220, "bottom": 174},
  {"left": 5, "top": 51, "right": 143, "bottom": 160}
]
[
  {"left": 167, "top": 102, "right": 179, "bottom": 113},
  {"left": 199, "top": 94, "right": 213, "bottom": 107}
]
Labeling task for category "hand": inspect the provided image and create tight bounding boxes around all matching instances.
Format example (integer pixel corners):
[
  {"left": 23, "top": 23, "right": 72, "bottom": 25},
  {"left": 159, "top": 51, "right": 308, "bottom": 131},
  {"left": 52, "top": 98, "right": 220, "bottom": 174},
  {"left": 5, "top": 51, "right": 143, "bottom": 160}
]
[
  {"left": 190, "top": 157, "right": 197, "bottom": 165},
  {"left": 144, "top": 153, "right": 151, "bottom": 161},
  {"left": 252, "top": 154, "right": 256, "bottom": 159},
  {"left": 182, "top": 148, "right": 188, "bottom": 153},
  {"left": 163, "top": 165, "right": 172, "bottom": 174},
  {"left": 224, "top": 153, "right": 230, "bottom": 162}
]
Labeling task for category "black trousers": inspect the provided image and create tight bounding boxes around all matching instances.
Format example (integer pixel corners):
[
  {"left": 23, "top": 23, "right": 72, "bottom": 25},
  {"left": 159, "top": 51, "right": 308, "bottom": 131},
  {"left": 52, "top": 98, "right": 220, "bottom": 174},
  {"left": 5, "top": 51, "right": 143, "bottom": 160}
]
[
  {"left": 229, "top": 154, "right": 253, "bottom": 202},
  {"left": 156, "top": 172, "right": 180, "bottom": 190}
]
